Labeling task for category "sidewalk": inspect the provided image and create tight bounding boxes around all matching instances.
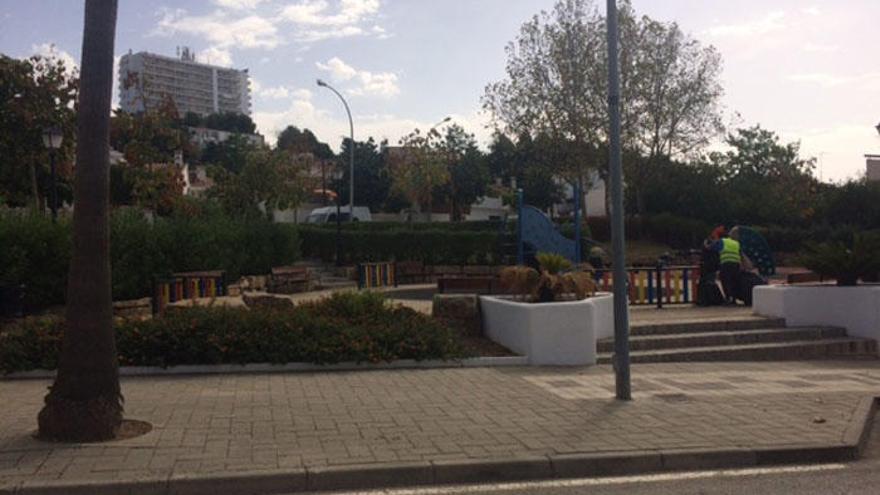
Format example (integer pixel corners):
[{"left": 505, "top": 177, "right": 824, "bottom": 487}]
[{"left": 1, "top": 361, "right": 878, "bottom": 493}]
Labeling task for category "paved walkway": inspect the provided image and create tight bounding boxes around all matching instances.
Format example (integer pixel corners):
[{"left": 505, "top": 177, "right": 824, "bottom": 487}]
[{"left": 1, "top": 361, "right": 878, "bottom": 491}]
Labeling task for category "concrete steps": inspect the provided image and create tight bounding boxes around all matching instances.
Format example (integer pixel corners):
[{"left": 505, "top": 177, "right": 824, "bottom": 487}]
[
  {"left": 597, "top": 327, "right": 848, "bottom": 353},
  {"left": 597, "top": 316, "right": 878, "bottom": 364},
  {"left": 630, "top": 317, "right": 787, "bottom": 336}
]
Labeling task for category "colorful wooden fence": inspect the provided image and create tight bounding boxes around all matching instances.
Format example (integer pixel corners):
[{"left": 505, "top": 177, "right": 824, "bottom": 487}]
[
  {"left": 358, "top": 262, "right": 397, "bottom": 289},
  {"left": 153, "top": 270, "right": 226, "bottom": 314},
  {"left": 593, "top": 266, "right": 700, "bottom": 307}
]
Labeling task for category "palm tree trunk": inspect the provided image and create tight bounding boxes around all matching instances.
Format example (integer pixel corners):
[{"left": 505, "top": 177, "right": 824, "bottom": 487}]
[{"left": 38, "top": 0, "right": 122, "bottom": 442}]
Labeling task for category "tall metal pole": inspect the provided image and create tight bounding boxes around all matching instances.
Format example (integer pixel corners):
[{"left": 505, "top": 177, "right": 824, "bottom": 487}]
[
  {"left": 607, "top": 0, "right": 631, "bottom": 400},
  {"left": 573, "top": 182, "right": 581, "bottom": 264},
  {"left": 49, "top": 150, "right": 58, "bottom": 222},
  {"left": 317, "top": 80, "right": 354, "bottom": 221}
]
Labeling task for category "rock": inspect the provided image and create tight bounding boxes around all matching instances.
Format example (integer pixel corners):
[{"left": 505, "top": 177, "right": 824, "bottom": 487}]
[
  {"left": 812, "top": 416, "right": 827, "bottom": 424},
  {"left": 242, "top": 294, "right": 294, "bottom": 310}
]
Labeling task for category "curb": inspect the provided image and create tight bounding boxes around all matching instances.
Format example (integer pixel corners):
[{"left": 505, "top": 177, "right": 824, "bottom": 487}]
[
  {"left": 1, "top": 356, "right": 529, "bottom": 380},
  {"left": 7, "top": 397, "right": 876, "bottom": 495}
]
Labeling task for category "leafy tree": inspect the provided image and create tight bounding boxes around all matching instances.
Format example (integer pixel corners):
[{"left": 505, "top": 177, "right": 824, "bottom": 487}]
[
  {"left": 199, "top": 133, "right": 257, "bottom": 174},
  {"left": 334, "top": 137, "right": 391, "bottom": 211},
  {"left": 208, "top": 149, "right": 306, "bottom": 219},
  {"left": 388, "top": 128, "right": 450, "bottom": 221},
  {"left": 109, "top": 104, "right": 192, "bottom": 213},
  {"left": 202, "top": 112, "right": 256, "bottom": 134},
  {"left": 38, "top": 0, "right": 122, "bottom": 442},
  {"left": 432, "top": 125, "right": 490, "bottom": 221},
  {"left": 0, "top": 53, "right": 78, "bottom": 209},
  {"left": 276, "top": 125, "right": 333, "bottom": 158},
  {"left": 710, "top": 125, "right": 816, "bottom": 225},
  {"left": 483, "top": 0, "right": 724, "bottom": 216}
]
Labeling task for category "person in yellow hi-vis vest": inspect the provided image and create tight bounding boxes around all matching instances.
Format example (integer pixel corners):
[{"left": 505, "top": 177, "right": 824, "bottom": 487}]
[{"left": 710, "top": 228, "right": 742, "bottom": 305}]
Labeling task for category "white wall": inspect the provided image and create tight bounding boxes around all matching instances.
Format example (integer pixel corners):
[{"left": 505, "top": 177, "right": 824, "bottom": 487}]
[{"left": 754, "top": 285, "right": 880, "bottom": 340}]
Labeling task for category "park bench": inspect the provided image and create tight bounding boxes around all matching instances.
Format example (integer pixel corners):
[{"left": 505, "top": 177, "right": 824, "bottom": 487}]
[
  {"left": 437, "top": 276, "right": 497, "bottom": 294},
  {"left": 269, "top": 266, "right": 312, "bottom": 294}
]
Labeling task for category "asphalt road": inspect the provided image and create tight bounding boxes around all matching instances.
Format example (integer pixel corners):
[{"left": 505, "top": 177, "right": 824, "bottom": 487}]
[{"left": 296, "top": 415, "right": 880, "bottom": 495}]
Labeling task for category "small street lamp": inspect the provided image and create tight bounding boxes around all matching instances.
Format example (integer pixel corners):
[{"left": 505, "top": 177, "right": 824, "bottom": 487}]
[
  {"left": 41, "top": 126, "right": 63, "bottom": 222},
  {"left": 317, "top": 79, "right": 355, "bottom": 222}
]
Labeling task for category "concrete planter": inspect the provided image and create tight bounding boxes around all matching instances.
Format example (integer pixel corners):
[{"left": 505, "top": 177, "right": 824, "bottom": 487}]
[
  {"left": 479, "top": 293, "right": 613, "bottom": 365},
  {"left": 754, "top": 285, "right": 880, "bottom": 340}
]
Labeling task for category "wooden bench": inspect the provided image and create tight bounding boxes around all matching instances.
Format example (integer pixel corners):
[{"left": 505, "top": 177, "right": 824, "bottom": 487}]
[
  {"left": 396, "top": 261, "right": 427, "bottom": 284},
  {"left": 269, "top": 266, "right": 312, "bottom": 294},
  {"left": 437, "top": 277, "right": 497, "bottom": 295}
]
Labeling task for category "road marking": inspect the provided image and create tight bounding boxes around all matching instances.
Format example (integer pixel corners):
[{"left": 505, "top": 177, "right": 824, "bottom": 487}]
[{"left": 328, "top": 464, "right": 848, "bottom": 495}]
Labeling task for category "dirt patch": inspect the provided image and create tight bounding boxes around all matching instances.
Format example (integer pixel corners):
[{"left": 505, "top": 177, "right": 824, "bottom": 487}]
[{"left": 459, "top": 333, "right": 516, "bottom": 357}]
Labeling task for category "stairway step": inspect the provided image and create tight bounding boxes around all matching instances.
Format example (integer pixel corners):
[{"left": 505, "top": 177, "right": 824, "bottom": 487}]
[
  {"left": 597, "top": 327, "right": 847, "bottom": 352},
  {"left": 630, "top": 317, "right": 786, "bottom": 336},
  {"left": 596, "top": 338, "right": 878, "bottom": 364}
]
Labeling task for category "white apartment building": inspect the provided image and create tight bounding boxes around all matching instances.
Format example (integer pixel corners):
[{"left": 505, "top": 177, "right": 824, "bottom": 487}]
[{"left": 118, "top": 49, "right": 251, "bottom": 117}]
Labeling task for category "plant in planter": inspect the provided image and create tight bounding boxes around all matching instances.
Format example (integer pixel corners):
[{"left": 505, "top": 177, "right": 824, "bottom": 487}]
[
  {"left": 798, "top": 234, "right": 880, "bottom": 286},
  {"left": 499, "top": 252, "right": 596, "bottom": 302}
]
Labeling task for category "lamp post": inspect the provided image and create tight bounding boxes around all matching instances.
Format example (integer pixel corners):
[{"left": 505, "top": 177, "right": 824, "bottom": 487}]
[
  {"left": 317, "top": 79, "right": 354, "bottom": 221},
  {"left": 41, "top": 126, "right": 63, "bottom": 222},
  {"left": 606, "top": 0, "right": 631, "bottom": 400}
]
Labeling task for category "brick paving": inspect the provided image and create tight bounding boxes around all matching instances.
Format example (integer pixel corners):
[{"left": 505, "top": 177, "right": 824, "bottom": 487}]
[{"left": 0, "top": 361, "right": 877, "bottom": 490}]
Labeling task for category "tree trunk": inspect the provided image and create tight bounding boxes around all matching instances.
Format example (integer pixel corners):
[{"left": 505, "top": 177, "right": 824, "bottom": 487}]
[
  {"left": 38, "top": 0, "right": 122, "bottom": 442},
  {"left": 31, "top": 162, "right": 41, "bottom": 212}
]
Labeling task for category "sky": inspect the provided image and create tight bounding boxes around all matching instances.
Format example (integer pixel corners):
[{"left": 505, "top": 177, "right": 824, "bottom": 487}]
[{"left": 1, "top": 0, "right": 878, "bottom": 182}]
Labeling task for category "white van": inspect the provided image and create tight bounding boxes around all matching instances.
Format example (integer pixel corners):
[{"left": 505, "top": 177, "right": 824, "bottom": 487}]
[{"left": 306, "top": 206, "right": 372, "bottom": 224}]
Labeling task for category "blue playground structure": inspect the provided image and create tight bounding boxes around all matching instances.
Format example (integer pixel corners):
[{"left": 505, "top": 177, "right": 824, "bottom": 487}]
[{"left": 516, "top": 185, "right": 583, "bottom": 265}]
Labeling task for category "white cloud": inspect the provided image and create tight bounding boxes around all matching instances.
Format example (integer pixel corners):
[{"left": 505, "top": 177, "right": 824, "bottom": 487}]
[
  {"left": 31, "top": 43, "right": 77, "bottom": 74},
  {"left": 260, "top": 86, "right": 291, "bottom": 99},
  {"left": 199, "top": 46, "right": 233, "bottom": 67},
  {"left": 705, "top": 11, "right": 786, "bottom": 37},
  {"left": 802, "top": 6, "right": 821, "bottom": 16},
  {"left": 154, "top": 8, "right": 281, "bottom": 49},
  {"left": 316, "top": 56, "right": 358, "bottom": 81},
  {"left": 213, "top": 0, "right": 266, "bottom": 9},
  {"left": 316, "top": 57, "right": 399, "bottom": 97},
  {"left": 788, "top": 72, "right": 880, "bottom": 90},
  {"left": 280, "top": 0, "right": 384, "bottom": 42},
  {"left": 803, "top": 42, "right": 838, "bottom": 54}
]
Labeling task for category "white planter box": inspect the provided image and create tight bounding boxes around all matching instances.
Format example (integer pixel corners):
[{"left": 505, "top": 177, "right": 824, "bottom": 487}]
[
  {"left": 754, "top": 285, "right": 880, "bottom": 340},
  {"left": 479, "top": 293, "right": 614, "bottom": 366}
]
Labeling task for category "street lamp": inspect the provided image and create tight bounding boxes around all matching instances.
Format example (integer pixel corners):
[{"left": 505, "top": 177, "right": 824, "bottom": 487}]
[
  {"left": 317, "top": 79, "right": 354, "bottom": 222},
  {"left": 41, "top": 126, "right": 63, "bottom": 222},
  {"left": 875, "top": 121, "right": 880, "bottom": 137},
  {"left": 427, "top": 116, "right": 451, "bottom": 139}
]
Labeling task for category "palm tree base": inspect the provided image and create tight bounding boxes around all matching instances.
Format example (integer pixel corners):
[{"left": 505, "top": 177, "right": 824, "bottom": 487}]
[{"left": 37, "top": 393, "right": 123, "bottom": 442}]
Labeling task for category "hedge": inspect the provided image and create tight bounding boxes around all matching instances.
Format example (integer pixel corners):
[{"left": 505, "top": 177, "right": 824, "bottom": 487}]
[
  {"left": 0, "top": 292, "right": 466, "bottom": 373},
  {"left": 300, "top": 227, "right": 510, "bottom": 265},
  {"left": 0, "top": 207, "right": 301, "bottom": 309},
  {"left": 307, "top": 220, "right": 509, "bottom": 233}
]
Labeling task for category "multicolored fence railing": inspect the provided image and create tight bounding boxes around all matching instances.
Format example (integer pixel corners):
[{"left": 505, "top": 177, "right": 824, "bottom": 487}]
[
  {"left": 153, "top": 270, "right": 227, "bottom": 314},
  {"left": 593, "top": 266, "right": 701, "bottom": 307},
  {"left": 358, "top": 262, "right": 397, "bottom": 289}
]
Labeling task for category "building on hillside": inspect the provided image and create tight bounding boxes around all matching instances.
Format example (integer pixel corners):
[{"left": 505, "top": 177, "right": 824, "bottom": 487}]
[
  {"left": 187, "top": 126, "right": 264, "bottom": 147},
  {"left": 867, "top": 155, "right": 880, "bottom": 182},
  {"left": 118, "top": 48, "right": 251, "bottom": 117}
]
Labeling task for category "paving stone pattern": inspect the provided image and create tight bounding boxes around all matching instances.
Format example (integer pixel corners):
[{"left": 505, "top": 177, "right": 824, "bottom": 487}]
[{"left": 0, "top": 361, "right": 877, "bottom": 489}]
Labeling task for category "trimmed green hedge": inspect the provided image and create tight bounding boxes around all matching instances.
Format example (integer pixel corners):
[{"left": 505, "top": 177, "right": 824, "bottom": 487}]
[
  {"left": 0, "top": 292, "right": 466, "bottom": 373},
  {"left": 300, "top": 227, "right": 509, "bottom": 265},
  {"left": 307, "top": 220, "right": 509, "bottom": 232},
  {"left": 0, "top": 207, "right": 301, "bottom": 308}
]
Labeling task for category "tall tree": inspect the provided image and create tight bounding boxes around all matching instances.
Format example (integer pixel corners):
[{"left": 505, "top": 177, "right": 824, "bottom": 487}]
[
  {"left": 38, "top": 0, "right": 122, "bottom": 441},
  {"left": 0, "top": 53, "right": 78, "bottom": 209},
  {"left": 388, "top": 128, "right": 449, "bottom": 221},
  {"left": 335, "top": 137, "right": 391, "bottom": 211},
  {"left": 433, "top": 125, "right": 490, "bottom": 221},
  {"left": 483, "top": 0, "right": 723, "bottom": 216}
]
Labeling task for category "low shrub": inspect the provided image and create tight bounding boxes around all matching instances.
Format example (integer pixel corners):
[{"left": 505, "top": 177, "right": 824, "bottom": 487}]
[
  {"left": 798, "top": 234, "right": 880, "bottom": 286},
  {"left": 0, "top": 206, "right": 301, "bottom": 307},
  {"left": 0, "top": 292, "right": 466, "bottom": 373},
  {"left": 300, "top": 228, "right": 508, "bottom": 265}
]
